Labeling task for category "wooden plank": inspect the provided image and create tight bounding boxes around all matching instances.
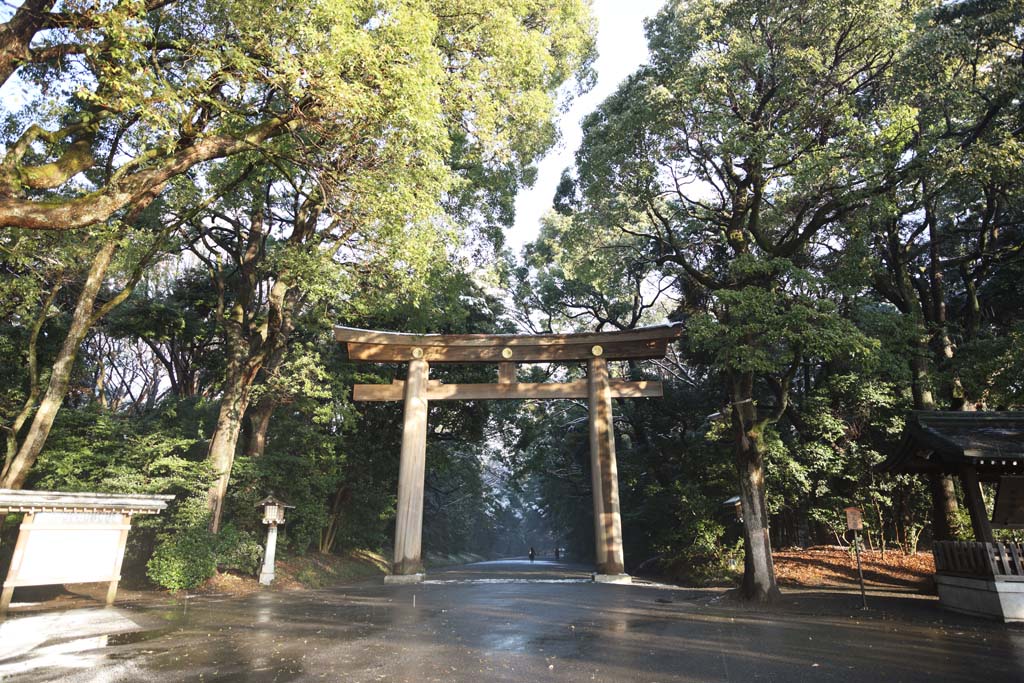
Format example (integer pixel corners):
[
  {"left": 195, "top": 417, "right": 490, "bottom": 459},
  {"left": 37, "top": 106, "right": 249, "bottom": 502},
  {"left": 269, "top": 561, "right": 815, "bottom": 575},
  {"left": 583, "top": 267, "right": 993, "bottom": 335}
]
[
  {"left": 107, "top": 513, "right": 132, "bottom": 605},
  {"left": 335, "top": 324, "right": 683, "bottom": 348},
  {"left": 932, "top": 542, "right": 945, "bottom": 572},
  {"left": 353, "top": 380, "right": 664, "bottom": 402},
  {"left": 343, "top": 339, "right": 672, "bottom": 363},
  {"left": 498, "top": 363, "right": 516, "bottom": 384},
  {"left": 0, "top": 512, "right": 32, "bottom": 615},
  {"left": 997, "top": 542, "right": 1013, "bottom": 576},
  {"left": 1009, "top": 542, "right": 1024, "bottom": 576}
]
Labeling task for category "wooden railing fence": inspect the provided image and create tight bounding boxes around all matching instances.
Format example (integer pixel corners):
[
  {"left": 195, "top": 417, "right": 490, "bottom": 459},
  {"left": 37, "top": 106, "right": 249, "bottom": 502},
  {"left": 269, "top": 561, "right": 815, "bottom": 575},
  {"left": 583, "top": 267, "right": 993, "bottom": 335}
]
[{"left": 933, "top": 541, "right": 1024, "bottom": 579}]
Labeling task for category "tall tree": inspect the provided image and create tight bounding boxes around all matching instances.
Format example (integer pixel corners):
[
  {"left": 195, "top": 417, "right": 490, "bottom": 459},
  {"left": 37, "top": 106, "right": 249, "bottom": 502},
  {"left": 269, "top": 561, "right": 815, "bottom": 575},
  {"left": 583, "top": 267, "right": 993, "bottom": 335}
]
[
  {"left": 0, "top": 0, "right": 596, "bottom": 503},
  {"left": 570, "top": 0, "right": 916, "bottom": 600},
  {"left": 185, "top": 1, "right": 596, "bottom": 532},
  {"left": 858, "top": 0, "right": 1024, "bottom": 538},
  {"left": 0, "top": 0, "right": 469, "bottom": 231}
]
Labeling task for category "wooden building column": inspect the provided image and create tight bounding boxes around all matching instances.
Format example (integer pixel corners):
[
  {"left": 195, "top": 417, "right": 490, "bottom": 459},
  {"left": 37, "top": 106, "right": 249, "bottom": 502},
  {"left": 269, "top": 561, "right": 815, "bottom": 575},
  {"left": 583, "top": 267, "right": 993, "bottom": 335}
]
[
  {"left": 588, "top": 356, "right": 625, "bottom": 575},
  {"left": 959, "top": 465, "right": 994, "bottom": 544},
  {"left": 0, "top": 512, "right": 33, "bottom": 615},
  {"left": 391, "top": 358, "right": 429, "bottom": 578},
  {"left": 106, "top": 512, "right": 132, "bottom": 605}
]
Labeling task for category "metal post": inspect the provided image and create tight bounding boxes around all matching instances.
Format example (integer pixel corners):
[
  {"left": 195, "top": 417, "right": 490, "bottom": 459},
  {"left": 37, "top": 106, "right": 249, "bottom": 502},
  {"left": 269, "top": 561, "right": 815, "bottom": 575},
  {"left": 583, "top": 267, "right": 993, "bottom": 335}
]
[{"left": 853, "top": 530, "right": 867, "bottom": 610}]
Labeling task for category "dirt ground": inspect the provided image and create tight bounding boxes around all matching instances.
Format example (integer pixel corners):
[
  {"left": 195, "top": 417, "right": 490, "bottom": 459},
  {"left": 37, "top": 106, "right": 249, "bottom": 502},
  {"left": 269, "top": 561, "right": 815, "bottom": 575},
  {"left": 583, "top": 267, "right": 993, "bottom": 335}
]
[{"left": 773, "top": 545, "right": 936, "bottom": 591}]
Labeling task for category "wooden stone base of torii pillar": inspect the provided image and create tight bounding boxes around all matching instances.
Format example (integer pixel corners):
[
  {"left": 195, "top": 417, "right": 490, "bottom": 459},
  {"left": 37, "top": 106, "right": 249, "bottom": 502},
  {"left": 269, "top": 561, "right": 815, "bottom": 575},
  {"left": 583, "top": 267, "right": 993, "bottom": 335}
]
[{"left": 335, "top": 323, "right": 683, "bottom": 584}]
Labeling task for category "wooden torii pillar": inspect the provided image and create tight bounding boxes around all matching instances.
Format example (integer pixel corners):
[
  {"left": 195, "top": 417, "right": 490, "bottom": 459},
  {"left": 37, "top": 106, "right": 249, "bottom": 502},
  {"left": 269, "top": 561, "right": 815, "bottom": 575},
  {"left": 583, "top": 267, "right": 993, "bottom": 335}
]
[{"left": 335, "top": 324, "right": 683, "bottom": 584}]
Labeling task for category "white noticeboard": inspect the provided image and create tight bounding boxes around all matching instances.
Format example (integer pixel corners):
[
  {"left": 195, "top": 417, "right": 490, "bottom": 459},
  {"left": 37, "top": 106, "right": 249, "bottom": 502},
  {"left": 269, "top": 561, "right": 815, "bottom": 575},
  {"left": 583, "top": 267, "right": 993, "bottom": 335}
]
[
  {"left": 0, "top": 489, "right": 172, "bottom": 615},
  {"left": 16, "top": 512, "right": 129, "bottom": 586},
  {"left": 1, "top": 511, "right": 133, "bottom": 614}
]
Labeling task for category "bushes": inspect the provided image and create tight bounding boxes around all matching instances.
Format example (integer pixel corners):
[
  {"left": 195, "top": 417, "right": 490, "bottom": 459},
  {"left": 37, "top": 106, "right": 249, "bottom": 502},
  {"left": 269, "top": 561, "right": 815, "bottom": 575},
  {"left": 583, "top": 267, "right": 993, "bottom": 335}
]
[
  {"left": 146, "top": 496, "right": 264, "bottom": 590},
  {"left": 215, "top": 524, "right": 264, "bottom": 576},
  {"left": 147, "top": 526, "right": 218, "bottom": 591}
]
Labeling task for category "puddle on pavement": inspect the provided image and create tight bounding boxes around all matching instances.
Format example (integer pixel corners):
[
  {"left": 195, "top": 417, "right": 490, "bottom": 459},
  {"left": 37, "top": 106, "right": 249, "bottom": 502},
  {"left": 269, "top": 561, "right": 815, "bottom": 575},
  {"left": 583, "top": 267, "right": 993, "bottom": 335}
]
[
  {"left": 423, "top": 578, "right": 592, "bottom": 585},
  {"left": 107, "top": 628, "right": 173, "bottom": 646}
]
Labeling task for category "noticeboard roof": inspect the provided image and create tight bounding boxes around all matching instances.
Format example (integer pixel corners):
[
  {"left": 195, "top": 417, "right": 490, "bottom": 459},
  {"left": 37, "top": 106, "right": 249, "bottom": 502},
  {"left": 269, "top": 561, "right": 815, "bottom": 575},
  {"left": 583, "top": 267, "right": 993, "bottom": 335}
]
[{"left": 0, "top": 489, "right": 174, "bottom": 515}]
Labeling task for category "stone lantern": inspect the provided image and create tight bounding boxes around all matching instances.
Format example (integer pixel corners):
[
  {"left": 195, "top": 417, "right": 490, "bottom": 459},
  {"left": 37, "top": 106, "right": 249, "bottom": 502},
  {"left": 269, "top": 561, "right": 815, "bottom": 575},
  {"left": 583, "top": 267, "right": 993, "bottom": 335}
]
[{"left": 257, "top": 495, "right": 294, "bottom": 586}]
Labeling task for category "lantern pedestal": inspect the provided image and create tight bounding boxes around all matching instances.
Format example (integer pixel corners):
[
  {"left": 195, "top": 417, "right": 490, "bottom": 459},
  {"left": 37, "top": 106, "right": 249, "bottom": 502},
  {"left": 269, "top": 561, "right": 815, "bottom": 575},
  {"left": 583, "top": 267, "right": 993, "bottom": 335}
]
[{"left": 259, "top": 524, "right": 279, "bottom": 586}]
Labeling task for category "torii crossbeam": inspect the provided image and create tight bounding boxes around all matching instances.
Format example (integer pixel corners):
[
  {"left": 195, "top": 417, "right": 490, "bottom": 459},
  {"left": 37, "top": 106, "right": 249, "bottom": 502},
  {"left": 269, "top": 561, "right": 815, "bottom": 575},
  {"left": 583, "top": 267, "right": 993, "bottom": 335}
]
[{"left": 336, "top": 323, "right": 683, "bottom": 583}]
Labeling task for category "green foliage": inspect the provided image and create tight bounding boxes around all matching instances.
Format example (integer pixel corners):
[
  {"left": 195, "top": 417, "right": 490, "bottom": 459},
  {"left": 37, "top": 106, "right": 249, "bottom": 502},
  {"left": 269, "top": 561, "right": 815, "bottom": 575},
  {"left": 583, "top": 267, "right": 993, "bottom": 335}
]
[
  {"left": 146, "top": 497, "right": 218, "bottom": 591},
  {"left": 146, "top": 496, "right": 263, "bottom": 590},
  {"left": 214, "top": 525, "right": 265, "bottom": 576}
]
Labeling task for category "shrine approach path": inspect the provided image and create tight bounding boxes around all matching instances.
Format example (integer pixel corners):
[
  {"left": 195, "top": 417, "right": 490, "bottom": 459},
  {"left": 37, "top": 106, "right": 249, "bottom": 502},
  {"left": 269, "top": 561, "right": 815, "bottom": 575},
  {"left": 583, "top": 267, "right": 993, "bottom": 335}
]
[{"left": 2, "top": 558, "right": 1023, "bottom": 682}]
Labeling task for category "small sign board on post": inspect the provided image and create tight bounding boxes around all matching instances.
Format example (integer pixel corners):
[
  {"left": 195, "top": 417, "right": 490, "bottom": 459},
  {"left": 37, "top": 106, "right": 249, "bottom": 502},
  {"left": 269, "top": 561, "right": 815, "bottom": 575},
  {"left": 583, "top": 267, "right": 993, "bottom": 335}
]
[
  {"left": 0, "top": 489, "right": 173, "bottom": 615},
  {"left": 843, "top": 505, "right": 868, "bottom": 610},
  {"left": 844, "top": 506, "right": 863, "bottom": 531}
]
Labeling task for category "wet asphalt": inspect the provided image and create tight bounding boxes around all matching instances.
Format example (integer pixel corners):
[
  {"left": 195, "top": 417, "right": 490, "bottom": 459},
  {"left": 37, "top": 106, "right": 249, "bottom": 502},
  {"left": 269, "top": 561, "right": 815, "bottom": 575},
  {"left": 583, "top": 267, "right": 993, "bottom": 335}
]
[{"left": 1, "top": 558, "right": 1023, "bottom": 682}]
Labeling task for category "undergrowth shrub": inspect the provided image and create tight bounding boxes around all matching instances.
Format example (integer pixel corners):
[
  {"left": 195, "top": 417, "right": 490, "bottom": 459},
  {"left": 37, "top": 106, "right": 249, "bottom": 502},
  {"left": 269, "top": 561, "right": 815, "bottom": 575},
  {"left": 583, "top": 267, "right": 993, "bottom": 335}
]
[
  {"left": 215, "top": 524, "right": 264, "bottom": 575},
  {"left": 146, "top": 496, "right": 216, "bottom": 590},
  {"left": 146, "top": 496, "right": 266, "bottom": 589}
]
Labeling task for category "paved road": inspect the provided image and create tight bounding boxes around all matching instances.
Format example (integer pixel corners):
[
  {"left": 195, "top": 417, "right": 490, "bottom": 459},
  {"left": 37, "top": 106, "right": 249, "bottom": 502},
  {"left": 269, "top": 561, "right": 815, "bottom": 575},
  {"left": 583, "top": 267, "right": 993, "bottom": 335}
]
[{"left": 2, "top": 559, "right": 1023, "bottom": 682}]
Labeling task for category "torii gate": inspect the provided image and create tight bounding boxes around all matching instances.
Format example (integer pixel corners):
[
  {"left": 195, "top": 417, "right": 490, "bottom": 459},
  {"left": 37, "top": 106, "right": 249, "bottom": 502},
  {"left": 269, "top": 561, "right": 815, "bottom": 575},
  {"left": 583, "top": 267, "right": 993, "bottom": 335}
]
[{"left": 335, "top": 323, "right": 683, "bottom": 584}]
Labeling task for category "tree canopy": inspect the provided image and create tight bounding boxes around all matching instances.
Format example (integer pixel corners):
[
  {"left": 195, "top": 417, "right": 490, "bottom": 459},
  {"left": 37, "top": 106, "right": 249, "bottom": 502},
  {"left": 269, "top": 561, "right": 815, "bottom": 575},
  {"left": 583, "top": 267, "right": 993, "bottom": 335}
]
[{"left": 1, "top": 0, "right": 1022, "bottom": 601}]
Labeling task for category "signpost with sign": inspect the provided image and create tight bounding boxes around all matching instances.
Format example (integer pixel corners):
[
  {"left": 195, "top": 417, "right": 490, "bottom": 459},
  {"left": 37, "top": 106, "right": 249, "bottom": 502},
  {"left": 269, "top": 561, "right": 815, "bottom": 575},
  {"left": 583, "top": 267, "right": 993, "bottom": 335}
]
[{"left": 844, "top": 506, "right": 867, "bottom": 609}]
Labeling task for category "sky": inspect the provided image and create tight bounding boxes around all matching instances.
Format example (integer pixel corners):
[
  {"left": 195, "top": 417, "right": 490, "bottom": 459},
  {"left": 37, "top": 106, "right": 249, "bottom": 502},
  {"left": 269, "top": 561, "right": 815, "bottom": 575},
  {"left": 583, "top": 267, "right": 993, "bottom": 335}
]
[{"left": 507, "top": 0, "right": 666, "bottom": 253}]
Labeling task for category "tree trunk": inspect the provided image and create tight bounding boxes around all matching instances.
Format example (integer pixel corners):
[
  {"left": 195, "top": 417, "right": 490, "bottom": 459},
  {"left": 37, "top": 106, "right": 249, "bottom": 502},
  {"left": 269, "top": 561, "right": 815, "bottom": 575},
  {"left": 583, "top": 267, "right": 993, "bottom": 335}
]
[
  {"left": 0, "top": 241, "right": 117, "bottom": 489},
  {"left": 928, "top": 473, "right": 959, "bottom": 541},
  {"left": 910, "top": 345, "right": 959, "bottom": 541},
  {"left": 731, "top": 372, "right": 781, "bottom": 602},
  {"left": 0, "top": 0, "right": 57, "bottom": 87},
  {"left": 910, "top": 352, "right": 934, "bottom": 411},
  {"left": 204, "top": 295, "right": 292, "bottom": 532},
  {"left": 320, "top": 485, "right": 351, "bottom": 553},
  {"left": 199, "top": 193, "right": 310, "bottom": 533},
  {"left": 2, "top": 281, "right": 60, "bottom": 477},
  {"left": 205, "top": 372, "right": 251, "bottom": 533},
  {"left": 244, "top": 396, "right": 277, "bottom": 458}
]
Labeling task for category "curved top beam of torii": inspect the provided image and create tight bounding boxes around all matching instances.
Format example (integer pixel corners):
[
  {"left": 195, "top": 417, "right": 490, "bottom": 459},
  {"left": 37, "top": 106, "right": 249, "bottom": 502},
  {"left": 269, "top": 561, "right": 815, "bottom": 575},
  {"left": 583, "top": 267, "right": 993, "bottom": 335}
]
[{"left": 334, "top": 323, "right": 683, "bottom": 364}]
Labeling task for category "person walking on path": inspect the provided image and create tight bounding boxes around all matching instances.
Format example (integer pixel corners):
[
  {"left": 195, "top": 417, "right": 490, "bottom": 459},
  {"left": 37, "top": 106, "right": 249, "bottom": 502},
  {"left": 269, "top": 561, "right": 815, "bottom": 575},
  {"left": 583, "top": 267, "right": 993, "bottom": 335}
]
[{"left": 528, "top": 547, "right": 536, "bottom": 563}]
